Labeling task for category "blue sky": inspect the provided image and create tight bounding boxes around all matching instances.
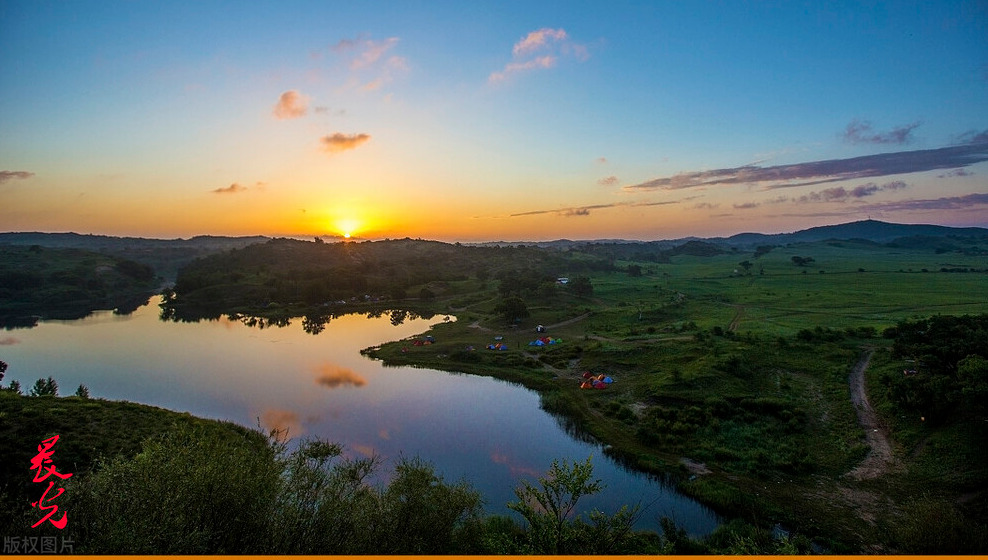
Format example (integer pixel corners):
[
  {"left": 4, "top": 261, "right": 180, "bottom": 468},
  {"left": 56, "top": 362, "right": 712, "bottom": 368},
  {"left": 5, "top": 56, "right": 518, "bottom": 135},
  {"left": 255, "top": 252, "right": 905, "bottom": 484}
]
[{"left": 1, "top": 1, "right": 986, "bottom": 240}]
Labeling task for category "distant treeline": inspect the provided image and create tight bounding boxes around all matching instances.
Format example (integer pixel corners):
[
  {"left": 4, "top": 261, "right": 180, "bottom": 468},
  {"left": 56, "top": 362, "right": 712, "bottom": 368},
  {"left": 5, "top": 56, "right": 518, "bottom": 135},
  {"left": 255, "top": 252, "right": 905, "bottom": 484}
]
[
  {"left": 167, "top": 238, "right": 613, "bottom": 311},
  {"left": 0, "top": 245, "right": 157, "bottom": 326}
]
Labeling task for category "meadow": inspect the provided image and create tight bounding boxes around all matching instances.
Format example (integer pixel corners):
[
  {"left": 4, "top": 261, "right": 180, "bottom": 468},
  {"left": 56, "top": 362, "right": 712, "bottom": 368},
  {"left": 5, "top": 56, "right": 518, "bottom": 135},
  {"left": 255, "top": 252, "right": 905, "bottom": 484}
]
[
  {"left": 364, "top": 237, "right": 988, "bottom": 552},
  {"left": 4, "top": 229, "right": 986, "bottom": 552}
]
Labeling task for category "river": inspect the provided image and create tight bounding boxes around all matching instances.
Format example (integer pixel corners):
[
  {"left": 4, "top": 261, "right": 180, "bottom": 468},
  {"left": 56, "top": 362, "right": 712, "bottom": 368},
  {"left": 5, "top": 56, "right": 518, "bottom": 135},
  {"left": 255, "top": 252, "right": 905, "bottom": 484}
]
[{"left": 0, "top": 296, "right": 719, "bottom": 535}]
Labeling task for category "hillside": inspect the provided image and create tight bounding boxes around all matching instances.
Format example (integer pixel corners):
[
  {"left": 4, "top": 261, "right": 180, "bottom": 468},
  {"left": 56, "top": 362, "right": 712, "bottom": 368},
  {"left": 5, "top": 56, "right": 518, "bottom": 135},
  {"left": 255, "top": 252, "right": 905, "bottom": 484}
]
[
  {"left": 723, "top": 219, "right": 988, "bottom": 247},
  {"left": 0, "top": 245, "right": 159, "bottom": 327},
  {"left": 0, "top": 232, "right": 269, "bottom": 281}
]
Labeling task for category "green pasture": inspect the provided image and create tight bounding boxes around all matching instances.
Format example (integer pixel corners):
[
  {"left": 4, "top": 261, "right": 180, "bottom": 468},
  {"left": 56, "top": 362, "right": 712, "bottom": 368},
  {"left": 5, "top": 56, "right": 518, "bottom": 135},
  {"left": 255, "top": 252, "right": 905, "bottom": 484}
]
[
  {"left": 362, "top": 239, "right": 987, "bottom": 551},
  {"left": 584, "top": 241, "right": 987, "bottom": 338}
]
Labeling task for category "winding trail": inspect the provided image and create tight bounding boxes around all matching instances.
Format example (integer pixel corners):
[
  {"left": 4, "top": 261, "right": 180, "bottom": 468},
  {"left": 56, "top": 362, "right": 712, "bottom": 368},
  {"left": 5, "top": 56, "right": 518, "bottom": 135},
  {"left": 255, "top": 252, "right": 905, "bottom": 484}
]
[{"left": 846, "top": 349, "right": 898, "bottom": 480}]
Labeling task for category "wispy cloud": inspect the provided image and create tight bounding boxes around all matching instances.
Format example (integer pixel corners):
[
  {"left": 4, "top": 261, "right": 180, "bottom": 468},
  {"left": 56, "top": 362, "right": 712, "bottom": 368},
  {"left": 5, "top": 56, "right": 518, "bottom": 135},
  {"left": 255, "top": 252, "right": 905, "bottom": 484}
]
[
  {"left": 511, "top": 199, "right": 681, "bottom": 218},
  {"left": 938, "top": 168, "right": 974, "bottom": 178},
  {"left": 320, "top": 132, "right": 371, "bottom": 153},
  {"left": 843, "top": 119, "right": 920, "bottom": 145},
  {"left": 314, "top": 364, "right": 367, "bottom": 388},
  {"left": 858, "top": 192, "right": 988, "bottom": 212},
  {"left": 798, "top": 180, "right": 907, "bottom": 203},
  {"left": 212, "top": 183, "right": 248, "bottom": 194},
  {"left": 624, "top": 141, "right": 988, "bottom": 192},
  {"left": 954, "top": 128, "right": 988, "bottom": 145},
  {"left": 331, "top": 36, "right": 407, "bottom": 91},
  {"left": 489, "top": 27, "right": 587, "bottom": 83},
  {"left": 211, "top": 181, "right": 265, "bottom": 194},
  {"left": 597, "top": 175, "right": 619, "bottom": 186},
  {"left": 0, "top": 170, "right": 34, "bottom": 184},
  {"left": 513, "top": 28, "right": 568, "bottom": 56},
  {"left": 769, "top": 192, "right": 988, "bottom": 220},
  {"left": 272, "top": 90, "right": 309, "bottom": 119},
  {"left": 0, "top": 336, "right": 20, "bottom": 346}
]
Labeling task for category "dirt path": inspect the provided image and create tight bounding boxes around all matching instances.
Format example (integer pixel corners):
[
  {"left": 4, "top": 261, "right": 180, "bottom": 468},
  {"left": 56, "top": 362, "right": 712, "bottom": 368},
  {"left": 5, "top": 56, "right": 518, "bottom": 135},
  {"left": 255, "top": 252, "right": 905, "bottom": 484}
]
[
  {"left": 544, "top": 312, "right": 591, "bottom": 330},
  {"left": 467, "top": 312, "right": 590, "bottom": 333},
  {"left": 728, "top": 305, "right": 744, "bottom": 331},
  {"left": 846, "top": 349, "right": 898, "bottom": 480}
]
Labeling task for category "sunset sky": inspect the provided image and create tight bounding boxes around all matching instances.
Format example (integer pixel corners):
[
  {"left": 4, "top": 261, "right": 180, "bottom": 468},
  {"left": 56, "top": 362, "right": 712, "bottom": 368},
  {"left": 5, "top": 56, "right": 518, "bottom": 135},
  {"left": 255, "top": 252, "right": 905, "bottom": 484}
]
[{"left": 2, "top": 1, "right": 986, "bottom": 241}]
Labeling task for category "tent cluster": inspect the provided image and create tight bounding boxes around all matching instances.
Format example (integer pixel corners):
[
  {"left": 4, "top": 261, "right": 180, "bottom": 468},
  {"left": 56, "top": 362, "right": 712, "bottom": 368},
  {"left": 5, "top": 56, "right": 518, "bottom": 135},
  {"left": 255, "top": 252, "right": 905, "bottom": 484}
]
[
  {"left": 487, "top": 342, "right": 509, "bottom": 351},
  {"left": 529, "top": 336, "right": 562, "bottom": 347},
  {"left": 402, "top": 335, "right": 437, "bottom": 352},
  {"left": 579, "top": 371, "right": 614, "bottom": 390}
]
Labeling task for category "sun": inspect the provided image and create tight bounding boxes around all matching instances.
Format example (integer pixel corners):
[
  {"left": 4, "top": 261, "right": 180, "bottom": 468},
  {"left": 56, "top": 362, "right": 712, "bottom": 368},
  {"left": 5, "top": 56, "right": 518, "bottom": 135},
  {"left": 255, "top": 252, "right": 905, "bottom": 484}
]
[{"left": 336, "top": 218, "right": 361, "bottom": 240}]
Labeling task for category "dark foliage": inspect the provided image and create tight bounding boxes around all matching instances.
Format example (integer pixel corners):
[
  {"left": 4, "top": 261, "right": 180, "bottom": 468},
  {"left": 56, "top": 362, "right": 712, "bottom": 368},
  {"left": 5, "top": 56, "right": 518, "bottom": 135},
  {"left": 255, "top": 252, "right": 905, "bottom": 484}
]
[{"left": 882, "top": 314, "right": 988, "bottom": 417}]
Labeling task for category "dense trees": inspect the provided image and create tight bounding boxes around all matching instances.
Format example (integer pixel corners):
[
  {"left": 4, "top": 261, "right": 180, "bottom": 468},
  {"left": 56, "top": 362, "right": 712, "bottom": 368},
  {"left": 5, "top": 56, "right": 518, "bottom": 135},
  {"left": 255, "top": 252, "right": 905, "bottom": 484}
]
[
  {"left": 0, "top": 246, "right": 158, "bottom": 326},
  {"left": 881, "top": 314, "right": 988, "bottom": 418},
  {"left": 169, "top": 238, "right": 602, "bottom": 311}
]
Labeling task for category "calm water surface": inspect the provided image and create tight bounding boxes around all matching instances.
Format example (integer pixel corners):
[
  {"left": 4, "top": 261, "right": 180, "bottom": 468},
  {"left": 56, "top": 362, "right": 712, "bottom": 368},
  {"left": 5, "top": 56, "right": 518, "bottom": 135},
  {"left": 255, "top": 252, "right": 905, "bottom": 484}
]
[{"left": 2, "top": 297, "right": 719, "bottom": 534}]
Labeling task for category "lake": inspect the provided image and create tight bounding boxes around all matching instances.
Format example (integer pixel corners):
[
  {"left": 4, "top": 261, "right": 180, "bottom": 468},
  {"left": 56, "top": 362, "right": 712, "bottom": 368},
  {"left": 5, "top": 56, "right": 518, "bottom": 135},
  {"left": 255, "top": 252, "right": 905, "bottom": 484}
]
[{"left": 1, "top": 297, "right": 719, "bottom": 535}]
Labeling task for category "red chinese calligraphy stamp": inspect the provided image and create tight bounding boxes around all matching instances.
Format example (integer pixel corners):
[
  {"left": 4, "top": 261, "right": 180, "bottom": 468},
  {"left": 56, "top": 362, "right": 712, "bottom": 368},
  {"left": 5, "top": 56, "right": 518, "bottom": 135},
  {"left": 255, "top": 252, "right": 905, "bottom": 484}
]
[{"left": 29, "top": 435, "right": 72, "bottom": 529}]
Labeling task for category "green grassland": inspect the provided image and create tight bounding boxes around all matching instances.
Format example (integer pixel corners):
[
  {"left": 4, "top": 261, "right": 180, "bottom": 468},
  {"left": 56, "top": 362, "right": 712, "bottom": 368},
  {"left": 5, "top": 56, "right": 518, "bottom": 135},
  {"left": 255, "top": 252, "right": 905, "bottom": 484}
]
[
  {"left": 362, "top": 239, "right": 988, "bottom": 552},
  {"left": 5, "top": 232, "right": 986, "bottom": 552}
]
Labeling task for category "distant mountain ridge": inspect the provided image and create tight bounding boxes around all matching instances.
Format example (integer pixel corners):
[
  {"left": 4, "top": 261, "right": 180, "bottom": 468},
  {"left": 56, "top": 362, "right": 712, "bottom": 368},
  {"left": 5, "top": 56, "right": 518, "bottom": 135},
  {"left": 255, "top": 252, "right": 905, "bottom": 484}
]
[
  {"left": 2, "top": 220, "right": 987, "bottom": 251},
  {"left": 0, "top": 231, "right": 269, "bottom": 250},
  {"left": 477, "top": 220, "right": 988, "bottom": 249},
  {"left": 721, "top": 219, "right": 988, "bottom": 246}
]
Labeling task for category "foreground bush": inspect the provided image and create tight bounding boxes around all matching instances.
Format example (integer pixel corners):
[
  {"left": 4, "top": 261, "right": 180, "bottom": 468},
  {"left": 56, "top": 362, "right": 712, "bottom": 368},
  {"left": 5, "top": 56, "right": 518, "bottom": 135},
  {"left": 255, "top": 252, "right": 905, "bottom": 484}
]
[{"left": 66, "top": 427, "right": 483, "bottom": 554}]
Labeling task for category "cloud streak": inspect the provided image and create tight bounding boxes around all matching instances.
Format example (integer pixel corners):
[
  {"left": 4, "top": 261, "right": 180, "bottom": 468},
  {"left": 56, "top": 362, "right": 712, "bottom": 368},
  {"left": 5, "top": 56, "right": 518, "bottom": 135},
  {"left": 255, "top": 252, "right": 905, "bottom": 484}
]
[
  {"left": 321, "top": 132, "right": 371, "bottom": 153},
  {"left": 331, "top": 36, "right": 407, "bottom": 91},
  {"left": 511, "top": 199, "right": 681, "bottom": 218},
  {"left": 212, "top": 183, "right": 248, "bottom": 194},
  {"left": 211, "top": 181, "right": 265, "bottom": 194},
  {"left": 272, "top": 90, "right": 309, "bottom": 119},
  {"left": 489, "top": 27, "right": 587, "bottom": 83},
  {"left": 0, "top": 170, "right": 34, "bottom": 184},
  {"left": 843, "top": 119, "right": 920, "bottom": 145},
  {"left": 624, "top": 141, "right": 988, "bottom": 192}
]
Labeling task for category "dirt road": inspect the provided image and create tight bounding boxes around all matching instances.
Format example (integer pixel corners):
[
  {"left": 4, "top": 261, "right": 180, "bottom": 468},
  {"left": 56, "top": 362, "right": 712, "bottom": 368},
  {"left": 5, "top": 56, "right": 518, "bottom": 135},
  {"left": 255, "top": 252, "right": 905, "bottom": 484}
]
[{"left": 846, "top": 349, "right": 898, "bottom": 480}]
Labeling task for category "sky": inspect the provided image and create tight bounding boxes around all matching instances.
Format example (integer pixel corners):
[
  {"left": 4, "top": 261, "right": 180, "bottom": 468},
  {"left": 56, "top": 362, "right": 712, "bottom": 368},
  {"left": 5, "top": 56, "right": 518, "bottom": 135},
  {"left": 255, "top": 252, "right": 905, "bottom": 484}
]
[{"left": 1, "top": 1, "right": 987, "bottom": 242}]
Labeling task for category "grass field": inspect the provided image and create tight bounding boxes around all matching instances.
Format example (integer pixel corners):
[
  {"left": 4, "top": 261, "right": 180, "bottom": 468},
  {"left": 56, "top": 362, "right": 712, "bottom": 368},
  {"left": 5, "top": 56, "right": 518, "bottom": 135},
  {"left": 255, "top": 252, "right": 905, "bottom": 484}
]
[{"left": 364, "top": 239, "right": 988, "bottom": 552}]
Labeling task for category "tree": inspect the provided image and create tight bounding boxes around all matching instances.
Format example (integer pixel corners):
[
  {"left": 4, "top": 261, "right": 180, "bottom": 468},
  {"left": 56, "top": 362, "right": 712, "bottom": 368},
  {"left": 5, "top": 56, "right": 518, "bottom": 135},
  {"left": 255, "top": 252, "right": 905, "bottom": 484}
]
[
  {"left": 29, "top": 376, "right": 58, "bottom": 397},
  {"left": 507, "top": 456, "right": 639, "bottom": 554},
  {"left": 75, "top": 384, "right": 91, "bottom": 398},
  {"left": 738, "top": 260, "right": 753, "bottom": 274},
  {"left": 0, "top": 359, "right": 6, "bottom": 384},
  {"left": 791, "top": 256, "right": 814, "bottom": 267},
  {"left": 626, "top": 264, "right": 642, "bottom": 277},
  {"left": 569, "top": 276, "right": 593, "bottom": 298},
  {"left": 493, "top": 296, "right": 529, "bottom": 323}
]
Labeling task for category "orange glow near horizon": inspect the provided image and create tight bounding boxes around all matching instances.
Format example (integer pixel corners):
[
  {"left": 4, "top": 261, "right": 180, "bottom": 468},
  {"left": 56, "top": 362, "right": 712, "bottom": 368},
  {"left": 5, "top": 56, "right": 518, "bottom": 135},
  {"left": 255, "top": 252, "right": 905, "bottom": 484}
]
[{"left": 333, "top": 216, "right": 365, "bottom": 240}]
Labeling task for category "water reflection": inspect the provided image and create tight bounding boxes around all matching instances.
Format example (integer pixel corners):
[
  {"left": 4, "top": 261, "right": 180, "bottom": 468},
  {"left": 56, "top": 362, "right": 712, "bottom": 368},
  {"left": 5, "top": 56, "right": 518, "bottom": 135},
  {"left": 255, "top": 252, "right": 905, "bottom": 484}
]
[
  {"left": 314, "top": 364, "right": 368, "bottom": 389},
  {"left": 3, "top": 297, "right": 720, "bottom": 535}
]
